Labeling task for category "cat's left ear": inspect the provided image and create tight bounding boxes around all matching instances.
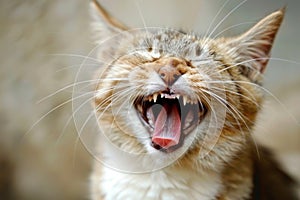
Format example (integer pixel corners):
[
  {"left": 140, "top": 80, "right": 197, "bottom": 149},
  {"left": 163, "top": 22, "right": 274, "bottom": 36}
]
[
  {"left": 226, "top": 8, "right": 285, "bottom": 82},
  {"left": 90, "top": 0, "right": 128, "bottom": 37}
]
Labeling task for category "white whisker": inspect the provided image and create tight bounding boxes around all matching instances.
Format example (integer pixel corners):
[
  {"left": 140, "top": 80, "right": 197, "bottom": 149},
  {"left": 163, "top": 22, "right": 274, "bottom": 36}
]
[
  {"left": 203, "top": 0, "right": 231, "bottom": 43},
  {"left": 212, "top": 21, "right": 254, "bottom": 40},
  {"left": 55, "top": 63, "right": 100, "bottom": 73},
  {"left": 206, "top": 0, "right": 248, "bottom": 40},
  {"left": 49, "top": 53, "right": 103, "bottom": 63}
]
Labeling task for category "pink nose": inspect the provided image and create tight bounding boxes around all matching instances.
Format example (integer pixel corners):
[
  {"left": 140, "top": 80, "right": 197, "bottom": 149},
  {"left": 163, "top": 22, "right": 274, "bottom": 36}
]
[
  {"left": 157, "top": 58, "right": 182, "bottom": 86},
  {"left": 158, "top": 66, "right": 181, "bottom": 86}
]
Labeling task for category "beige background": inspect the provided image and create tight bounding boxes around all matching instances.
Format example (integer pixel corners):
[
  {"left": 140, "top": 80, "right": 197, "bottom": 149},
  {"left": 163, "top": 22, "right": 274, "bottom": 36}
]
[{"left": 0, "top": 0, "right": 299, "bottom": 199}]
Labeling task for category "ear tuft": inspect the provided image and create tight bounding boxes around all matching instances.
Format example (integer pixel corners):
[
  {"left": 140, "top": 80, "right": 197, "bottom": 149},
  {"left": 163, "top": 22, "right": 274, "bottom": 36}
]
[{"left": 227, "top": 8, "right": 285, "bottom": 82}]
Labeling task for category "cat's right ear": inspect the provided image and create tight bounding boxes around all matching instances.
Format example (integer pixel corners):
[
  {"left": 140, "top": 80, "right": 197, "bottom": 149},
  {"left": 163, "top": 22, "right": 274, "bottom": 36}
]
[{"left": 90, "top": 0, "right": 127, "bottom": 37}]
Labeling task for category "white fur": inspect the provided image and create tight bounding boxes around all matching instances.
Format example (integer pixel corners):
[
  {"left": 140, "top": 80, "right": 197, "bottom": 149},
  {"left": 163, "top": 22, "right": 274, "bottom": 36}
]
[{"left": 99, "top": 166, "right": 222, "bottom": 200}]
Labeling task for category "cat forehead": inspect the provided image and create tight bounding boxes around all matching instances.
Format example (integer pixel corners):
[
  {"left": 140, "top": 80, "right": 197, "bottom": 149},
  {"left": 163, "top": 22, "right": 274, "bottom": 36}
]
[
  {"left": 129, "top": 29, "right": 212, "bottom": 60},
  {"left": 139, "top": 29, "right": 198, "bottom": 48}
]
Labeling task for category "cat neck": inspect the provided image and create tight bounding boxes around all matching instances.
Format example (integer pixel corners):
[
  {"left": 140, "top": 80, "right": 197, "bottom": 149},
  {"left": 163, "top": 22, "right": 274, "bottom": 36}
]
[
  {"left": 98, "top": 163, "right": 223, "bottom": 200},
  {"left": 94, "top": 146, "right": 254, "bottom": 200}
]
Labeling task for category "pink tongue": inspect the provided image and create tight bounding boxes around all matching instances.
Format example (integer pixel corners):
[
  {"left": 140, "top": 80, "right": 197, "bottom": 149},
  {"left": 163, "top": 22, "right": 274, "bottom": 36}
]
[{"left": 152, "top": 103, "right": 181, "bottom": 149}]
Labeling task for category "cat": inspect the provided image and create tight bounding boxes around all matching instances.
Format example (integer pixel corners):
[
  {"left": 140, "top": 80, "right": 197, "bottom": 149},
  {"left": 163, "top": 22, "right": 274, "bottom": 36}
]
[{"left": 89, "top": 0, "right": 298, "bottom": 199}]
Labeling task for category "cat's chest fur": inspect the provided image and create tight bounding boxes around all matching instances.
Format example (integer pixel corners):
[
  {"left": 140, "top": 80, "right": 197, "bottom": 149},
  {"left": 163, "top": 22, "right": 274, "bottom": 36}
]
[{"left": 99, "top": 166, "right": 222, "bottom": 200}]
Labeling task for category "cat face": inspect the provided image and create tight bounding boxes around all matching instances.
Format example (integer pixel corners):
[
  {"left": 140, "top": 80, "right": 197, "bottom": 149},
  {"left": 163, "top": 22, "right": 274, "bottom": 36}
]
[{"left": 91, "top": 0, "right": 284, "bottom": 171}]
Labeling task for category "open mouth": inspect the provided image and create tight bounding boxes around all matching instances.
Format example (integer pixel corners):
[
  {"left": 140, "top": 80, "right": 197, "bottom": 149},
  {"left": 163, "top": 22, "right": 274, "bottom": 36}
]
[{"left": 134, "top": 92, "right": 207, "bottom": 152}]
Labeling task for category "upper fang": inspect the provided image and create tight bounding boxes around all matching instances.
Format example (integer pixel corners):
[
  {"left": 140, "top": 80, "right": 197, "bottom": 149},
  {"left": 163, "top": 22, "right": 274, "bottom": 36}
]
[
  {"left": 183, "top": 96, "right": 187, "bottom": 106},
  {"left": 153, "top": 93, "right": 158, "bottom": 102}
]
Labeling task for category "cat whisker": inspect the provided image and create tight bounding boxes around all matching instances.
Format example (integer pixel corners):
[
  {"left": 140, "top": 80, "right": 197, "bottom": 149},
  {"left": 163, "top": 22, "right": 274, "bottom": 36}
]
[
  {"left": 49, "top": 53, "right": 103, "bottom": 63},
  {"left": 94, "top": 84, "right": 143, "bottom": 114},
  {"left": 205, "top": 78, "right": 299, "bottom": 128},
  {"left": 197, "top": 93, "right": 224, "bottom": 155},
  {"left": 202, "top": 79, "right": 262, "bottom": 109},
  {"left": 135, "top": 0, "right": 151, "bottom": 48},
  {"left": 208, "top": 86, "right": 259, "bottom": 108},
  {"left": 203, "top": 0, "right": 248, "bottom": 47},
  {"left": 72, "top": 85, "right": 143, "bottom": 149},
  {"left": 201, "top": 88, "right": 252, "bottom": 137},
  {"left": 24, "top": 89, "right": 95, "bottom": 140},
  {"left": 32, "top": 82, "right": 128, "bottom": 144},
  {"left": 55, "top": 63, "right": 100, "bottom": 73},
  {"left": 211, "top": 21, "right": 255, "bottom": 40},
  {"left": 234, "top": 57, "right": 300, "bottom": 71},
  {"left": 207, "top": 59, "right": 260, "bottom": 77},
  {"left": 203, "top": 0, "right": 231, "bottom": 44},
  {"left": 37, "top": 78, "right": 107, "bottom": 104},
  {"left": 92, "top": 86, "right": 144, "bottom": 136},
  {"left": 236, "top": 81, "right": 299, "bottom": 125}
]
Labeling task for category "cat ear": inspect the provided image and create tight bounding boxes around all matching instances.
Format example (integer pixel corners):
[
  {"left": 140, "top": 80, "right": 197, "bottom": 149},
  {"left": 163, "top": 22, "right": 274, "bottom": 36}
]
[
  {"left": 90, "top": 0, "right": 128, "bottom": 37},
  {"left": 227, "top": 8, "right": 285, "bottom": 82}
]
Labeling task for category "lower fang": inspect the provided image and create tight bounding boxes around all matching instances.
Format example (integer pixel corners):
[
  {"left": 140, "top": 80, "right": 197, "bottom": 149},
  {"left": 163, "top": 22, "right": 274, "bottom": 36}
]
[
  {"left": 184, "top": 110, "right": 194, "bottom": 129},
  {"left": 147, "top": 108, "right": 155, "bottom": 127}
]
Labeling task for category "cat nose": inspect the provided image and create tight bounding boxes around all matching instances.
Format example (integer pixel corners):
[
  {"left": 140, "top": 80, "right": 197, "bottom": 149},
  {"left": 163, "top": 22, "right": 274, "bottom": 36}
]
[{"left": 158, "top": 61, "right": 182, "bottom": 86}]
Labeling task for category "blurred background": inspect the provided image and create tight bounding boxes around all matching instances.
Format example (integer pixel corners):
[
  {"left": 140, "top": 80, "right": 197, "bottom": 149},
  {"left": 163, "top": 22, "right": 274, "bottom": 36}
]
[{"left": 0, "top": 0, "right": 299, "bottom": 199}]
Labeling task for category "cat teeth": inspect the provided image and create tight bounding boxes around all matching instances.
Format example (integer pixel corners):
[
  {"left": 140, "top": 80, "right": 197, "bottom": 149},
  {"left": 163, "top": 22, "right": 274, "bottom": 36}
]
[
  {"left": 146, "top": 93, "right": 197, "bottom": 105},
  {"left": 153, "top": 93, "right": 158, "bottom": 103},
  {"left": 161, "top": 93, "right": 176, "bottom": 99},
  {"left": 183, "top": 96, "right": 188, "bottom": 106},
  {"left": 137, "top": 104, "right": 143, "bottom": 112}
]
